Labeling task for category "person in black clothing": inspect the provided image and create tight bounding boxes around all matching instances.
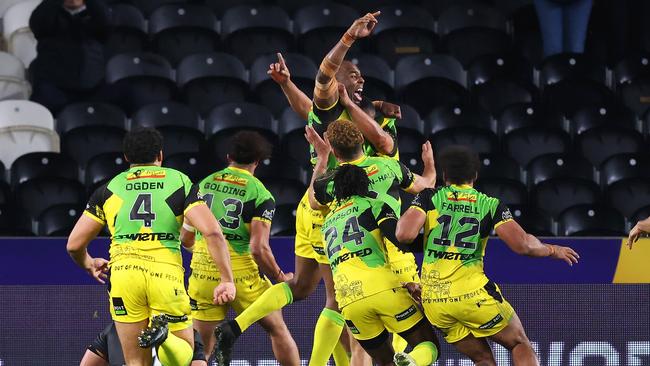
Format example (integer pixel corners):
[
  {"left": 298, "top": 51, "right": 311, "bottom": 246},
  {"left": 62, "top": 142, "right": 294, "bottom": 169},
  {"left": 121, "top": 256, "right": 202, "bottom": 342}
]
[{"left": 29, "top": 0, "right": 111, "bottom": 113}]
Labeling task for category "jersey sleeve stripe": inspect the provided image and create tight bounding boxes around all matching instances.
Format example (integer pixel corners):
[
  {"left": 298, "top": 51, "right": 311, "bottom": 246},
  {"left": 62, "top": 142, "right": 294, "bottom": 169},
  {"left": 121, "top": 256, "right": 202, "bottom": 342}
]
[
  {"left": 409, "top": 205, "right": 426, "bottom": 214},
  {"left": 252, "top": 217, "right": 272, "bottom": 224},
  {"left": 183, "top": 201, "right": 207, "bottom": 215},
  {"left": 83, "top": 211, "right": 105, "bottom": 225},
  {"left": 494, "top": 218, "right": 514, "bottom": 229},
  {"left": 317, "top": 97, "right": 340, "bottom": 111}
]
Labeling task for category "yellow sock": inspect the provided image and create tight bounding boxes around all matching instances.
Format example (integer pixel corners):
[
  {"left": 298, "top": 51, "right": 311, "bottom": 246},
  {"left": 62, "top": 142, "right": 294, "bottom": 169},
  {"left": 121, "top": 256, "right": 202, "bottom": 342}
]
[
  {"left": 156, "top": 331, "right": 193, "bottom": 366},
  {"left": 332, "top": 339, "right": 350, "bottom": 366},
  {"left": 308, "top": 308, "right": 345, "bottom": 366},
  {"left": 408, "top": 341, "right": 438, "bottom": 366},
  {"left": 392, "top": 333, "right": 408, "bottom": 353},
  {"left": 235, "top": 282, "right": 293, "bottom": 332}
]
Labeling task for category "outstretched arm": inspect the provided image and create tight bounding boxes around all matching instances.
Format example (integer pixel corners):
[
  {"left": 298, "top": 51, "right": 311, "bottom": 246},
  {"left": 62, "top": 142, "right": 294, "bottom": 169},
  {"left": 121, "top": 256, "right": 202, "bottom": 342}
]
[
  {"left": 313, "top": 12, "right": 380, "bottom": 109},
  {"left": 268, "top": 53, "right": 312, "bottom": 120},
  {"left": 405, "top": 142, "right": 436, "bottom": 194},
  {"left": 495, "top": 220, "right": 579, "bottom": 265},
  {"left": 396, "top": 207, "right": 426, "bottom": 244},
  {"left": 305, "top": 126, "right": 331, "bottom": 210},
  {"left": 250, "top": 220, "right": 293, "bottom": 282}
]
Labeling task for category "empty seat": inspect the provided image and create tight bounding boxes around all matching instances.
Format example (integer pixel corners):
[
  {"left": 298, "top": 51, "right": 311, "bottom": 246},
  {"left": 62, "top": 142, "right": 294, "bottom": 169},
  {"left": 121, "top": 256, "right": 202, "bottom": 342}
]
[
  {"left": 606, "top": 178, "right": 650, "bottom": 218},
  {"left": 613, "top": 54, "right": 650, "bottom": 88},
  {"left": 204, "top": 0, "right": 262, "bottom": 17},
  {"left": 270, "top": 203, "right": 296, "bottom": 236},
  {"left": 264, "top": 178, "right": 304, "bottom": 206},
  {"left": 479, "top": 154, "right": 521, "bottom": 182},
  {"left": 576, "top": 127, "right": 645, "bottom": 167},
  {"left": 503, "top": 127, "right": 571, "bottom": 167},
  {"left": 56, "top": 103, "right": 126, "bottom": 134},
  {"left": 0, "top": 100, "right": 53, "bottom": 129},
  {"left": 395, "top": 54, "right": 468, "bottom": 116},
  {"left": 426, "top": 103, "right": 492, "bottom": 135},
  {"left": 0, "top": 203, "right": 13, "bottom": 235},
  {"left": 395, "top": 104, "right": 426, "bottom": 154},
  {"left": 557, "top": 205, "right": 626, "bottom": 236},
  {"left": 130, "top": 0, "right": 184, "bottom": 16},
  {"left": 571, "top": 104, "right": 636, "bottom": 135},
  {"left": 36, "top": 204, "right": 84, "bottom": 236},
  {"left": 349, "top": 54, "right": 394, "bottom": 102},
  {"left": 619, "top": 77, "right": 650, "bottom": 117},
  {"left": 467, "top": 54, "right": 534, "bottom": 87},
  {"left": 106, "top": 4, "right": 147, "bottom": 57},
  {"left": 149, "top": 4, "right": 218, "bottom": 66},
  {"left": 177, "top": 52, "right": 248, "bottom": 116},
  {"left": 0, "top": 181, "right": 11, "bottom": 205},
  {"left": 508, "top": 204, "right": 555, "bottom": 237},
  {"left": 526, "top": 154, "right": 594, "bottom": 186},
  {"left": 221, "top": 6, "right": 293, "bottom": 66},
  {"left": 205, "top": 103, "right": 277, "bottom": 162},
  {"left": 132, "top": 101, "right": 201, "bottom": 132},
  {"left": 531, "top": 178, "right": 600, "bottom": 218},
  {"left": 256, "top": 155, "right": 307, "bottom": 186},
  {"left": 3, "top": 0, "right": 39, "bottom": 67},
  {"left": 631, "top": 205, "right": 650, "bottom": 228},
  {"left": 370, "top": 5, "right": 437, "bottom": 66},
  {"left": 600, "top": 154, "right": 650, "bottom": 187},
  {"left": 496, "top": 103, "right": 563, "bottom": 136},
  {"left": 85, "top": 152, "right": 129, "bottom": 191},
  {"left": 431, "top": 128, "right": 499, "bottom": 156},
  {"left": 163, "top": 152, "right": 217, "bottom": 183},
  {"left": 156, "top": 126, "right": 204, "bottom": 157},
  {"left": 438, "top": 3, "right": 510, "bottom": 67},
  {"left": 476, "top": 178, "right": 528, "bottom": 206},
  {"left": 472, "top": 79, "right": 538, "bottom": 116},
  {"left": 105, "top": 53, "right": 176, "bottom": 114},
  {"left": 542, "top": 79, "right": 617, "bottom": 117},
  {"left": 11, "top": 152, "right": 78, "bottom": 186},
  {"left": 0, "top": 51, "right": 30, "bottom": 100},
  {"left": 14, "top": 177, "right": 85, "bottom": 230},
  {"left": 0, "top": 0, "right": 30, "bottom": 21},
  {"left": 294, "top": 3, "right": 358, "bottom": 63},
  {"left": 250, "top": 53, "right": 317, "bottom": 116},
  {"left": 540, "top": 53, "right": 606, "bottom": 86},
  {"left": 400, "top": 152, "right": 424, "bottom": 175},
  {"left": 278, "top": 107, "right": 310, "bottom": 165},
  {"left": 62, "top": 126, "right": 125, "bottom": 167},
  {"left": 0, "top": 126, "right": 59, "bottom": 167}
]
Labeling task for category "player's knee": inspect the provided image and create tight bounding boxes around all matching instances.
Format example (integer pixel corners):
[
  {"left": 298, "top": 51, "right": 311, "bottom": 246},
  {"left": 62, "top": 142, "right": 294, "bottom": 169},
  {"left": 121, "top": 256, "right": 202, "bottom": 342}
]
[{"left": 501, "top": 330, "right": 532, "bottom": 351}]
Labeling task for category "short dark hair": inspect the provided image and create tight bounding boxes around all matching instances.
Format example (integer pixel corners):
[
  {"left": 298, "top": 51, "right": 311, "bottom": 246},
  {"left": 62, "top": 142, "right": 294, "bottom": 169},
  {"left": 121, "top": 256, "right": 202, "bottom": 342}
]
[
  {"left": 123, "top": 127, "right": 163, "bottom": 164},
  {"left": 228, "top": 130, "right": 273, "bottom": 164},
  {"left": 333, "top": 164, "right": 369, "bottom": 202},
  {"left": 326, "top": 119, "right": 364, "bottom": 160},
  {"left": 438, "top": 145, "right": 480, "bottom": 185}
]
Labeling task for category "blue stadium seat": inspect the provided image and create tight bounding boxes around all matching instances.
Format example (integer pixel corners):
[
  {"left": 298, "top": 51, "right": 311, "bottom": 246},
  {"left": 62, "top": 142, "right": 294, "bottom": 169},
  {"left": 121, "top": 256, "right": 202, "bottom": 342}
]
[
  {"left": 531, "top": 178, "right": 600, "bottom": 218},
  {"left": 107, "top": 4, "right": 147, "bottom": 57},
  {"left": 204, "top": 0, "right": 261, "bottom": 17},
  {"left": 264, "top": 178, "right": 305, "bottom": 206},
  {"left": 540, "top": 53, "right": 607, "bottom": 86},
  {"left": 613, "top": 54, "right": 650, "bottom": 87},
  {"left": 430, "top": 128, "right": 499, "bottom": 156},
  {"left": 426, "top": 103, "right": 492, "bottom": 135},
  {"left": 399, "top": 152, "right": 424, "bottom": 175},
  {"left": 476, "top": 178, "right": 528, "bottom": 206},
  {"left": 256, "top": 155, "right": 307, "bottom": 187},
  {"left": 542, "top": 79, "right": 617, "bottom": 117},
  {"left": 294, "top": 3, "right": 358, "bottom": 63},
  {"left": 576, "top": 127, "right": 645, "bottom": 166},
  {"left": 62, "top": 126, "right": 126, "bottom": 167},
  {"left": 132, "top": 101, "right": 201, "bottom": 132},
  {"left": 570, "top": 104, "right": 636, "bottom": 135},
  {"left": 496, "top": 103, "right": 563, "bottom": 136},
  {"left": 163, "top": 152, "right": 217, "bottom": 183},
  {"left": 472, "top": 79, "right": 538, "bottom": 116},
  {"left": 85, "top": 152, "right": 129, "bottom": 192},
  {"left": 36, "top": 204, "right": 84, "bottom": 236},
  {"left": 14, "top": 178, "right": 86, "bottom": 231},
  {"left": 503, "top": 127, "right": 571, "bottom": 167},
  {"left": 270, "top": 203, "right": 296, "bottom": 236},
  {"left": 600, "top": 154, "right": 650, "bottom": 187},
  {"left": 278, "top": 107, "right": 310, "bottom": 165},
  {"left": 526, "top": 153, "right": 595, "bottom": 187},
  {"left": 56, "top": 103, "right": 127, "bottom": 135},
  {"left": 606, "top": 178, "right": 650, "bottom": 218},
  {"left": 0, "top": 181, "right": 10, "bottom": 206},
  {"left": 11, "top": 152, "right": 79, "bottom": 186},
  {"left": 130, "top": 0, "right": 183, "bottom": 16},
  {"left": 631, "top": 205, "right": 650, "bottom": 228},
  {"left": 177, "top": 53, "right": 248, "bottom": 116},
  {"left": 349, "top": 54, "right": 394, "bottom": 102},
  {"left": 149, "top": 4, "right": 218, "bottom": 66},
  {"left": 0, "top": 203, "right": 12, "bottom": 235},
  {"left": 557, "top": 205, "right": 626, "bottom": 236},
  {"left": 158, "top": 127, "right": 205, "bottom": 157},
  {"left": 508, "top": 204, "right": 555, "bottom": 237},
  {"left": 221, "top": 6, "right": 293, "bottom": 66},
  {"left": 479, "top": 154, "right": 521, "bottom": 182}
]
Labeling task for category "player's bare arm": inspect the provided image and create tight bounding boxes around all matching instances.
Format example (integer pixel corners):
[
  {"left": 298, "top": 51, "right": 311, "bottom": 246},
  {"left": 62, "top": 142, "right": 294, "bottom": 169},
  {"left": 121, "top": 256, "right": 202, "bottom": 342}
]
[
  {"left": 180, "top": 220, "right": 196, "bottom": 252},
  {"left": 313, "top": 11, "right": 380, "bottom": 109},
  {"left": 66, "top": 215, "right": 108, "bottom": 284},
  {"left": 250, "top": 219, "right": 294, "bottom": 282},
  {"left": 305, "top": 125, "right": 331, "bottom": 210},
  {"left": 396, "top": 206, "right": 427, "bottom": 245},
  {"left": 373, "top": 100, "right": 402, "bottom": 119},
  {"left": 627, "top": 216, "right": 650, "bottom": 249},
  {"left": 268, "top": 52, "right": 312, "bottom": 120},
  {"left": 185, "top": 203, "right": 236, "bottom": 304},
  {"left": 405, "top": 141, "right": 436, "bottom": 194},
  {"left": 495, "top": 220, "right": 580, "bottom": 266}
]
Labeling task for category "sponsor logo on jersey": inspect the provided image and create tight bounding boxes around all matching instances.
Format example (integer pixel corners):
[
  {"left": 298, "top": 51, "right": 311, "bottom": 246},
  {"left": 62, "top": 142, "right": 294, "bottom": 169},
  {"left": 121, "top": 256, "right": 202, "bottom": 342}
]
[
  {"left": 127, "top": 169, "right": 167, "bottom": 180},
  {"left": 446, "top": 192, "right": 477, "bottom": 203},
  {"left": 224, "top": 233, "right": 244, "bottom": 241},
  {"left": 330, "top": 248, "right": 372, "bottom": 269},
  {"left": 213, "top": 173, "right": 248, "bottom": 186},
  {"left": 426, "top": 249, "right": 477, "bottom": 261},
  {"left": 478, "top": 314, "right": 503, "bottom": 329},
  {"left": 502, "top": 208, "right": 513, "bottom": 221},
  {"left": 395, "top": 305, "right": 417, "bottom": 321},
  {"left": 113, "top": 232, "right": 176, "bottom": 241},
  {"left": 112, "top": 297, "right": 128, "bottom": 316},
  {"left": 262, "top": 208, "right": 275, "bottom": 221},
  {"left": 364, "top": 164, "right": 380, "bottom": 177}
]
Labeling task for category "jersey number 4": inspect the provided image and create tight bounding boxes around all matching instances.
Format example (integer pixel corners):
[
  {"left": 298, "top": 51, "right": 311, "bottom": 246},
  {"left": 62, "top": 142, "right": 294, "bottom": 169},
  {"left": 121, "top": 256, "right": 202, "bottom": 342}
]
[
  {"left": 130, "top": 193, "right": 156, "bottom": 227},
  {"left": 433, "top": 214, "right": 479, "bottom": 249},
  {"left": 324, "top": 217, "right": 365, "bottom": 258}
]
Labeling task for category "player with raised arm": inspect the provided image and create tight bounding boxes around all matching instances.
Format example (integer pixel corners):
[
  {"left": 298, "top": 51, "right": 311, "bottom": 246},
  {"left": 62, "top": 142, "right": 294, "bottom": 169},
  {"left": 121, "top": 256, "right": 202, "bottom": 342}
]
[
  {"left": 67, "top": 127, "right": 236, "bottom": 366},
  {"left": 183, "top": 131, "right": 299, "bottom": 365},
  {"left": 396, "top": 146, "right": 580, "bottom": 366},
  {"left": 319, "top": 163, "right": 440, "bottom": 366}
]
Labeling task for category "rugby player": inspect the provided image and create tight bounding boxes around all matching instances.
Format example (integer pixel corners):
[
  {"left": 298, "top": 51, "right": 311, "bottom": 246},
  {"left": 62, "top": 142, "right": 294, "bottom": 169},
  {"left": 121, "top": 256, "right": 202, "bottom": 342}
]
[
  {"left": 67, "top": 127, "right": 236, "bottom": 366},
  {"left": 396, "top": 146, "right": 580, "bottom": 366},
  {"left": 182, "top": 131, "right": 299, "bottom": 365},
  {"left": 80, "top": 323, "right": 207, "bottom": 366},
  {"left": 320, "top": 163, "right": 440, "bottom": 366}
]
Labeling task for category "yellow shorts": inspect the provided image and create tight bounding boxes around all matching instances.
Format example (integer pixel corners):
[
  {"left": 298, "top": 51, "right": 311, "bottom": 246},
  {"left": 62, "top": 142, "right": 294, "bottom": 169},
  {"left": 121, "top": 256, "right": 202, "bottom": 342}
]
[
  {"left": 391, "top": 258, "right": 420, "bottom": 283},
  {"left": 108, "top": 258, "right": 192, "bottom": 332},
  {"left": 294, "top": 191, "right": 328, "bottom": 264},
  {"left": 188, "top": 267, "right": 272, "bottom": 321},
  {"left": 422, "top": 281, "right": 515, "bottom": 343},
  {"left": 341, "top": 288, "right": 424, "bottom": 341}
]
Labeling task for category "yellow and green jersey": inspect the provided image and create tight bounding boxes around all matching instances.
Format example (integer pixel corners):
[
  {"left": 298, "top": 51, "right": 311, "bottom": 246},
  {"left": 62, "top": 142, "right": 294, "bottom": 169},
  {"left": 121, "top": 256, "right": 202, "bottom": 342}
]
[
  {"left": 410, "top": 185, "right": 513, "bottom": 298},
  {"left": 322, "top": 195, "right": 402, "bottom": 307},
  {"left": 84, "top": 166, "right": 204, "bottom": 267},
  {"left": 191, "top": 167, "right": 275, "bottom": 272}
]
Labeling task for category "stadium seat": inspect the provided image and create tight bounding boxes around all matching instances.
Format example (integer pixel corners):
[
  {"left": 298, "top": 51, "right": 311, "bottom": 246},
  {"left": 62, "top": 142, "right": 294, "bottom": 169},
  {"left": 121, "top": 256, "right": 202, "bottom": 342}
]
[
  {"left": 156, "top": 126, "right": 204, "bottom": 157},
  {"left": 426, "top": 103, "right": 492, "bottom": 135},
  {"left": 294, "top": 3, "right": 359, "bottom": 63},
  {"left": 36, "top": 204, "right": 84, "bottom": 236},
  {"left": 13, "top": 177, "right": 85, "bottom": 231},
  {"left": 106, "top": 4, "right": 147, "bottom": 57},
  {"left": 250, "top": 53, "right": 317, "bottom": 116},
  {"left": 163, "top": 152, "right": 217, "bottom": 183},
  {"left": 570, "top": 104, "right": 636, "bottom": 135},
  {"left": 220, "top": 6, "right": 293, "bottom": 66},
  {"left": 176, "top": 53, "right": 248, "bottom": 117},
  {"left": 204, "top": 0, "right": 262, "bottom": 17},
  {"left": 613, "top": 54, "right": 650, "bottom": 88},
  {"left": 61, "top": 126, "right": 125, "bottom": 167},
  {"left": 600, "top": 154, "right": 650, "bottom": 187},
  {"left": 472, "top": 79, "right": 538, "bottom": 116},
  {"left": 270, "top": 203, "right": 296, "bottom": 236},
  {"left": 557, "top": 204, "right": 626, "bottom": 236},
  {"left": 503, "top": 127, "right": 571, "bottom": 167},
  {"left": 0, "top": 51, "right": 30, "bottom": 100},
  {"left": 132, "top": 101, "right": 201, "bottom": 132},
  {"left": 476, "top": 178, "right": 528, "bottom": 206},
  {"left": 2, "top": 0, "right": 39, "bottom": 67},
  {"left": 438, "top": 3, "right": 510, "bottom": 67},
  {"left": 105, "top": 53, "right": 176, "bottom": 114},
  {"left": 606, "top": 178, "right": 650, "bottom": 218},
  {"left": 430, "top": 128, "right": 499, "bottom": 156},
  {"left": 370, "top": 5, "right": 437, "bottom": 66},
  {"left": 508, "top": 204, "right": 555, "bottom": 237},
  {"left": 0, "top": 100, "right": 53, "bottom": 129},
  {"left": 85, "top": 152, "right": 129, "bottom": 192},
  {"left": 423, "top": 0, "right": 488, "bottom": 18},
  {"left": 0, "top": 0, "right": 29, "bottom": 21},
  {"left": 540, "top": 53, "right": 606, "bottom": 86},
  {"left": 56, "top": 103, "right": 126, "bottom": 135},
  {"left": 514, "top": 32, "right": 543, "bottom": 67},
  {"left": 478, "top": 154, "right": 521, "bottom": 182},
  {"left": 0, "top": 180, "right": 10, "bottom": 205},
  {"left": 395, "top": 54, "right": 468, "bottom": 116},
  {"left": 526, "top": 154, "right": 595, "bottom": 187},
  {"left": 542, "top": 79, "right": 617, "bottom": 117},
  {"left": 467, "top": 54, "right": 534, "bottom": 87},
  {"left": 531, "top": 178, "right": 600, "bottom": 218},
  {"left": 0, "top": 126, "right": 59, "bottom": 167},
  {"left": 496, "top": 103, "right": 563, "bottom": 136},
  {"left": 11, "top": 152, "right": 78, "bottom": 186},
  {"left": 349, "top": 54, "right": 394, "bottom": 102},
  {"left": 278, "top": 107, "right": 310, "bottom": 165},
  {"left": 619, "top": 77, "right": 650, "bottom": 117},
  {"left": 575, "top": 127, "right": 645, "bottom": 167},
  {"left": 205, "top": 103, "right": 277, "bottom": 162},
  {"left": 149, "top": 4, "right": 218, "bottom": 66},
  {"left": 400, "top": 152, "right": 424, "bottom": 175},
  {"left": 264, "top": 178, "right": 305, "bottom": 206},
  {"left": 0, "top": 203, "right": 13, "bottom": 235},
  {"left": 130, "top": 0, "right": 184, "bottom": 16},
  {"left": 256, "top": 155, "right": 308, "bottom": 186},
  {"left": 631, "top": 205, "right": 650, "bottom": 228},
  {"left": 395, "top": 104, "right": 426, "bottom": 154}
]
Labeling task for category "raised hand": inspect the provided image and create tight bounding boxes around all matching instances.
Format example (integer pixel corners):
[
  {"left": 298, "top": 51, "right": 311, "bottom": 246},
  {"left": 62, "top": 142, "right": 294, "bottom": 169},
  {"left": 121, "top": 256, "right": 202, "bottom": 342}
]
[
  {"left": 305, "top": 125, "right": 332, "bottom": 160},
  {"left": 346, "top": 11, "right": 380, "bottom": 40},
  {"left": 378, "top": 101, "right": 402, "bottom": 119},
  {"left": 627, "top": 217, "right": 650, "bottom": 249},
  {"left": 267, "top": 52, "right": 290, "bottom": 85}
]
